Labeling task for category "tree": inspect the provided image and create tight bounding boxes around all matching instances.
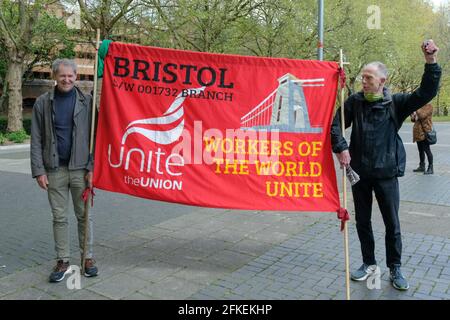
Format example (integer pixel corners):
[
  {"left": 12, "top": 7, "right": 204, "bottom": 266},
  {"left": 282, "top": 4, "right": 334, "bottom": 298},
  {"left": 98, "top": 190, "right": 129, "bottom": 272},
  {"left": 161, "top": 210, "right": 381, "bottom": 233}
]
[
  {"left": 140, "top": 0, "right": 264, "bottom": 53},
  {"left": 0, "top": 0, "right": 73, "bottom": 132},
  {"left": 431, "top": 1, "right": 450, "bottom": 114},
  {"left": 322, "top": 0, "right": 439, "bottom": 95},
  {"left": 64, "top": 0, "right": 450, "bottom": 113},
  {"left": 0, "top": 43, "right": 8, "bottom": 113},
  {"left": 238, "top": 0, "right": 306, "bottom": 58},
  {"left": 0, "top": 0, "right": 38, "bottom": 131},
  {"left": 76, "top": 0, "right": 136, "bottom": 40}
]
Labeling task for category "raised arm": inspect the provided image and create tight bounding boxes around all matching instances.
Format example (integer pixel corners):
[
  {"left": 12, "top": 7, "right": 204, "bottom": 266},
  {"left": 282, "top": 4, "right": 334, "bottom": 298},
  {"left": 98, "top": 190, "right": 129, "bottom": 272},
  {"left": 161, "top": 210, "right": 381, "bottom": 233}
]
[{"left": 396, "top": 40, "right": 442, "bottom": 122}]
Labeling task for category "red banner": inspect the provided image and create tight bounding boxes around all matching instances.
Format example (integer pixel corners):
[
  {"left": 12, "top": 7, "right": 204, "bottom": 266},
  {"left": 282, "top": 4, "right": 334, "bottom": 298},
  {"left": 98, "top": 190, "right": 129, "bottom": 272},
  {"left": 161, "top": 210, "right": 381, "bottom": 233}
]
[{"left": 93, "top": 42, "right": 340, "bottom": 212}]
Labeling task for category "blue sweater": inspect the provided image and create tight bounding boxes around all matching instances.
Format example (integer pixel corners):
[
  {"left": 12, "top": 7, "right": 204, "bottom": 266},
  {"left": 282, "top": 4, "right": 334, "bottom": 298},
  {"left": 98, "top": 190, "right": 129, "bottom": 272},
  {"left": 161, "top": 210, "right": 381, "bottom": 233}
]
[{"left": 54, "top": 87, "right": 76, "bottom": 165}]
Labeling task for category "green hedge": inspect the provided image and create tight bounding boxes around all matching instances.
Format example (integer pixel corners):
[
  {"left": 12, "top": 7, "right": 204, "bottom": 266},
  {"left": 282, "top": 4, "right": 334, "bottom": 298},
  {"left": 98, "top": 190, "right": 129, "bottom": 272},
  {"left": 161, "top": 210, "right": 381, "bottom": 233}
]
[{"left": 0, "top": 118, "right": 31, "bottom": 135}]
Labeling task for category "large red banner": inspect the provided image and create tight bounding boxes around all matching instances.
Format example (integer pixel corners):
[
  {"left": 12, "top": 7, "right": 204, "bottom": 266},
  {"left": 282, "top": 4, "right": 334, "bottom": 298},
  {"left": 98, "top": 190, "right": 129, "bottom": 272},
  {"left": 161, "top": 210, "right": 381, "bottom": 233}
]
[{"left": 93, "top": 42, "right": 340, "bottom": 212}]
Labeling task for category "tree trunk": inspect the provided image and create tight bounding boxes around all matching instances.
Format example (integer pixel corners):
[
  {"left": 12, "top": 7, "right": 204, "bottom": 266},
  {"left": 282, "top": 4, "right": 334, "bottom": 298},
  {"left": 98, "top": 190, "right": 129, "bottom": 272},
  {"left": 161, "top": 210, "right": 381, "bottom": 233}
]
[
  {"left": 0, "top": 80, "right": 8, "bottom": 113},
  {"left": 6, "top": 60, "right": 23, "bottom": 132}
]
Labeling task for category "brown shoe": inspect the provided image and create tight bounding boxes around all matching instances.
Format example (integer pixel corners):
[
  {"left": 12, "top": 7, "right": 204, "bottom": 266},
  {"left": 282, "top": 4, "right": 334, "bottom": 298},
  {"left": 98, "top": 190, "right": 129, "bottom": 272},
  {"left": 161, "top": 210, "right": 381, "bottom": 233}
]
[
  {"left": 49, "top": 260, "right": 70, "bottom": 282},
  {"left": 84, "top": 258, "right": 98, "bottom": 277}
]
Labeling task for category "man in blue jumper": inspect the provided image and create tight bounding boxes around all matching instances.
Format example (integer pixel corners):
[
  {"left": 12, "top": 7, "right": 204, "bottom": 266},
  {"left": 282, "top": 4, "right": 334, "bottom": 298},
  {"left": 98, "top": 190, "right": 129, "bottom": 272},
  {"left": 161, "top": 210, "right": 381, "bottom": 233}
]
[
  {"left": 331, "top": 41, "right": 441, "bottom": 291},
  {"left": 31, "top": 59, "right": 98, "bottom": 282}
]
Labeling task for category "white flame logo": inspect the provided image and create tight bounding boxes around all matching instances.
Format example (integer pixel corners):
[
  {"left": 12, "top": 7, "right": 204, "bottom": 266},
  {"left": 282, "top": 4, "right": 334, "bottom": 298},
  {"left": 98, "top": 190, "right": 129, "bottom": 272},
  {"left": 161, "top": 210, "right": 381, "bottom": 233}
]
[{"left": 121, "top": 87, "right": 205, "bottom": 145}]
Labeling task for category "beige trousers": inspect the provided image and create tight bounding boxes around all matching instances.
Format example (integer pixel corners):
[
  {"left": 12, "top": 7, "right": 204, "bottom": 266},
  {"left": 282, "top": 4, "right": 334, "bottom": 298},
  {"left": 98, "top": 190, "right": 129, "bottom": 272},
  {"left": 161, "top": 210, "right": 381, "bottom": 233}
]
[{"left": 47, "top": 167, "right": 93, "bottom": 261}]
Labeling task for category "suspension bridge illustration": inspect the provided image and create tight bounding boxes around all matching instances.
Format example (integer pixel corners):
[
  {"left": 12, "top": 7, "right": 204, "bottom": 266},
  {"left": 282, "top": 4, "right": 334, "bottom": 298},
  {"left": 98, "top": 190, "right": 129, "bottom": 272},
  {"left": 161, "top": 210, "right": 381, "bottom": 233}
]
[{"left": 240, "top": 73, "right": 324, "bottom": 133}]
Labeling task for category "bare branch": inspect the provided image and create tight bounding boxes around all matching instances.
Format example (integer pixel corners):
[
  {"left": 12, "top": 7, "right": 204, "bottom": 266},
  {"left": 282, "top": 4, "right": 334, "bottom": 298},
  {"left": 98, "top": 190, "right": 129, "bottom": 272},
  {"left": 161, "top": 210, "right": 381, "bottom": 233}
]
[
  {"left": 109, "top": 0, "right": 134, "bottom": 28},
  {"left": 0, "top": 0, "right": 19, "bottom": 51},
  {"left": 147, "top": 0, "right": 183, "bottom": 48},
  {"left": 77, "top": 0, "right": 99, "bottom": 30}
]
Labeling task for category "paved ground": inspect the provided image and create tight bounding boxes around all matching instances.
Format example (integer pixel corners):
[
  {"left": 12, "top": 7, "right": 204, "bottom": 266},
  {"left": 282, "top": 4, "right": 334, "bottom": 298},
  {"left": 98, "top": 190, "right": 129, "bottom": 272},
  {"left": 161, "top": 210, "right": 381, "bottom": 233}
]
[{"left": 0, "top": 122, "right": 449, "bottom": 300}]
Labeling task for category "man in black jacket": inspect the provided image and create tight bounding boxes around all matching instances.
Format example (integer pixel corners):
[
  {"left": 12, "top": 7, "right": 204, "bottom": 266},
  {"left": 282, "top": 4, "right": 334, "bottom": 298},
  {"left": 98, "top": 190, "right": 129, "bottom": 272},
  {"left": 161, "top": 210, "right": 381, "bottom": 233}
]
[{"left": 331, "top": 40, "right": 441, "bottom": 290}]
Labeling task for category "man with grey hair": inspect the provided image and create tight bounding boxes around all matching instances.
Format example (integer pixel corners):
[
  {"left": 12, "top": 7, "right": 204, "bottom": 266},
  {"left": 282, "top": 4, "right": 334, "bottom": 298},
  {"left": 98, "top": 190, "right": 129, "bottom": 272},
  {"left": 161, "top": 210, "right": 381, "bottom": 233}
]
[
  {"left": 31, "top": 58, "right": 98, "bottom": 282},
  {"left": 331, "top": 41, "right": 441, "bottom": 291},
  {"left": 364, "top": 61, "right": 388, "bottom": 79}
]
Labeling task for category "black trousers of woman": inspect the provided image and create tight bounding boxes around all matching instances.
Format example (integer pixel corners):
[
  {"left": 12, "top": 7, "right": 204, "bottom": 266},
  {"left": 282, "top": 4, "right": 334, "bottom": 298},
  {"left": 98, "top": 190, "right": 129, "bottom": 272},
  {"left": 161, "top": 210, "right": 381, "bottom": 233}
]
[{"left": 417, "top": 140, "right": 433, "bottom": 166}]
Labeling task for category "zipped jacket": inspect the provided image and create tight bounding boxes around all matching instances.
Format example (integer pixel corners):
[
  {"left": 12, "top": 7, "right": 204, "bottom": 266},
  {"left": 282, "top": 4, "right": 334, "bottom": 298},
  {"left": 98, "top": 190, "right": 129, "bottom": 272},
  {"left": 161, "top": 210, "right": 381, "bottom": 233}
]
[
  {"left": 331, "top": 63, "right": 441, "bottom": 179},
  {"left": 31, "top": 86, "right": 93, "bottom": 178}
]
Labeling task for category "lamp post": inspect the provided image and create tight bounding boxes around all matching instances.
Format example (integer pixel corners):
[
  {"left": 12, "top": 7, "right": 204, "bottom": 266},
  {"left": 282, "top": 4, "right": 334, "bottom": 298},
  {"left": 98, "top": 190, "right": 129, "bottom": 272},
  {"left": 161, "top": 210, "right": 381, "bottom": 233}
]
[{"left": 318, "top": 0, "right": 324, "bottom": 61}]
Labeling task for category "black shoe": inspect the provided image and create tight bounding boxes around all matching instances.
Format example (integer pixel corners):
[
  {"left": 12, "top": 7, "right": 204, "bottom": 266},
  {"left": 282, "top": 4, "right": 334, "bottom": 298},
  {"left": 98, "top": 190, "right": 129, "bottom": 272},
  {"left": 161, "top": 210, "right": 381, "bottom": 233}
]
[
  {"left": 413, "top": 163, "right": 425, "bottom": 172},
  {"left": 424, "top": 164, "right": 434, "bottom": 175},
  {"left": 49, "top": 260, "right": 70, "bottom": 283}
]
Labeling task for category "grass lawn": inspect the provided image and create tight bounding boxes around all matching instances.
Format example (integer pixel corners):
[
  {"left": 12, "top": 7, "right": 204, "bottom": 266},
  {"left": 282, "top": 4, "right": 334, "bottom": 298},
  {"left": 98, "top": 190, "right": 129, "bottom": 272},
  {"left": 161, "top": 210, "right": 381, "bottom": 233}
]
[{"left": 433, "top": 116, "right": 450, "bottom": 122}]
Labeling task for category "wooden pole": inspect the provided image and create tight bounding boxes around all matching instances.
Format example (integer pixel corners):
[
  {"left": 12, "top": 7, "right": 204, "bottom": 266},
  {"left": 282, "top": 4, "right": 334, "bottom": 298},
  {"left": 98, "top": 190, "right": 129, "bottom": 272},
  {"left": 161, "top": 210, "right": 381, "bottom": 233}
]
[
  {"left": 81, "top": 28, "right": 101, "bottom": 274},
  {"left": 339, "top": 49, "right": 351, "bottom": 301}
]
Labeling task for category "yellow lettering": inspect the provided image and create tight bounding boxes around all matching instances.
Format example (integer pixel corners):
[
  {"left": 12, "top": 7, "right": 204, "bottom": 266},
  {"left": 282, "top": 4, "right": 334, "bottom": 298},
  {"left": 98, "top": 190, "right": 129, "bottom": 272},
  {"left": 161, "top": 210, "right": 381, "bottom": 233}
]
[
  {"left": 222, "top": 138, "right": 233, "bottom": 154},
  {"left": 313, "top": 183, "right": 324, "bottom": 197},
  {"left": 235, "top": 139, "right": 246, "bottom": 154},
  {"left": 248, "top": 140, "right": 259, "bottom": 155},
  {"left": 272, "top": 161, "right": 285, "bottom": 176},
  {"left": 311, "top": 141, "right": 322, "bottom": 157},
  {"left": 238, "top": 160, "right": 250, "bottom": 175},
  {"left": 283, "top": 141, "right": 293, "bottom": 156},
  {"left": 298, "top": 142, "right": 311, "bottom": 156},
  {"left": 259, "top": 140, "right": 270, "bottom": 155},
  {"left": 204, "top": 137, "right": 220, "bottom": 152},
  {"left": 224, "top": 159, "right": 238, "bottom": 174},
  {"left": 213, "top": 158, "right": 223, "bottom": 173},
  {"left": 255, "top": 161, "right": 272, "bottom": 175},
  {"left": 271, "top": 141, "right": 282, "bottom": 156},
  {"left": 280, "top": 183, "right": 293, "bottom": 197},
  {"left": 266, "top": 181, "right": 278, "bottom": 197},
  {"left": 285, "top": 162, "right": 297, "bottom": 177},
  {"left": 310, "top": 162, "right": 322, "bottom": 177}
]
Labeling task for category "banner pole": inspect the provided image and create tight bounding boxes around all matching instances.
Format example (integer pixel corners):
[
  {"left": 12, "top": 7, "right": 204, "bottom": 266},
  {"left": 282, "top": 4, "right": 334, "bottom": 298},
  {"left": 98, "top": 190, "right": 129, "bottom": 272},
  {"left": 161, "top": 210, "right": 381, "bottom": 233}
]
[
  {"left": 90, "top": 29, "right": 100, "bottom": 150},
  {"left": 339, "top": 49, "right": 351, "bottom": 301},
  {"left": 81, "top": 28, "right": 101, "bottom": 275}
]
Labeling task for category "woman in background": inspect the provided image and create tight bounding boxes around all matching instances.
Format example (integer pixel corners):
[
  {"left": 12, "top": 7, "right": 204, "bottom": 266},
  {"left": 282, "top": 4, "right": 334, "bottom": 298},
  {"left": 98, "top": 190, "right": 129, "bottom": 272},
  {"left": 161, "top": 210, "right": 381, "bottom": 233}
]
[{"left": 411, "top": 103, "right": 434, "bottom": 175}]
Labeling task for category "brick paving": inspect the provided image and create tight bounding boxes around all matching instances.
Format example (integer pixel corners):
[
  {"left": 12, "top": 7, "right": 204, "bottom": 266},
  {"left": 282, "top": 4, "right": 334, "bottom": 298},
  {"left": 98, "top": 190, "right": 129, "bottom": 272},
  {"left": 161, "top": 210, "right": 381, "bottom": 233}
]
[
  {"left": 191, "top": 218, "right": 450, "bottom": 300},
  {"left": 0, "top": 122, "right": 449, "bottom": 300}
]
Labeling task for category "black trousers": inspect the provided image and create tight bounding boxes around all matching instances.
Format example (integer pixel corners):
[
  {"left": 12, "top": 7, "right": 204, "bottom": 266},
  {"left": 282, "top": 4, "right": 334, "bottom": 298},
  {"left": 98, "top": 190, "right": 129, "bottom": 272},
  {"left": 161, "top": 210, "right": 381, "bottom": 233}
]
[
  {"left": 417, "top": 140, "right": 433, "bottom": 165},
  {"left": 352, "top": 177, "right": 402, "bottom": 268}
]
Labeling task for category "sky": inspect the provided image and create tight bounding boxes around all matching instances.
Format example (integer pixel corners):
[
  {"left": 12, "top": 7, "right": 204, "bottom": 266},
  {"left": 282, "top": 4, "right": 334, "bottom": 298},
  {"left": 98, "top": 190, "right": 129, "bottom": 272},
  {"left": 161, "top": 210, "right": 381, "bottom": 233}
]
[{"left": 429, "top": 0, "right": 447, "bottom": 7}]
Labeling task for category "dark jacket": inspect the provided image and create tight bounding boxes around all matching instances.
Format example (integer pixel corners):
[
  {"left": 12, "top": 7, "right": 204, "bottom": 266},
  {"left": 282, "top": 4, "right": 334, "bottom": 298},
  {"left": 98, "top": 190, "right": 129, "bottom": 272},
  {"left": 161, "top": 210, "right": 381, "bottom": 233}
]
[
  {"left": 30, "top": 86, "right": 93, "bottom": 178},
  {"left": 331, "top": 63, "right": 441, "bottom": 179}
]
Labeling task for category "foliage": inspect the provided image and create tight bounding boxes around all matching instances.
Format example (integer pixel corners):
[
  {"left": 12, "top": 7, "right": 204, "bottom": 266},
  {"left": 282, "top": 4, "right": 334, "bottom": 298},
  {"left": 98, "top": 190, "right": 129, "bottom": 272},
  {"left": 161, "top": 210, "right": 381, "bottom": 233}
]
[
  {"left": 0, "top": 117, "right": 31, "bottom": 134},
  {"left": 0, "top": 0, "right": 75, "bottom": 131},
  {"left": 2, "top": 0, "right": 450, "bottom": 129},
  {"left": 5, "top": 129, "right": 29, "bottom": 143},
  {"left": 0, "top": 126, "right": 30, "bottom": 144},
  {"left": 24, "top": 11, "right": 76, "bottom": 78}
]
